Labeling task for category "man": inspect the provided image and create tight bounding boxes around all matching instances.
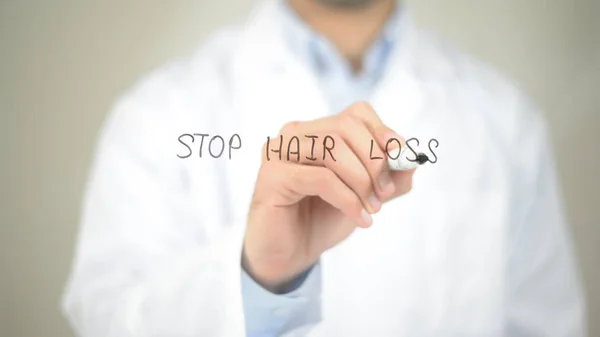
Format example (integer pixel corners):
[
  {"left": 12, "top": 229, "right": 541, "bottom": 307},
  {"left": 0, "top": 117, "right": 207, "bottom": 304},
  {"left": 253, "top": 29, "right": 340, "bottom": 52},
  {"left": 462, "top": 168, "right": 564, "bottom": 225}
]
[{"left": 62, "top": 0, "right": 586, "bottom": 336}]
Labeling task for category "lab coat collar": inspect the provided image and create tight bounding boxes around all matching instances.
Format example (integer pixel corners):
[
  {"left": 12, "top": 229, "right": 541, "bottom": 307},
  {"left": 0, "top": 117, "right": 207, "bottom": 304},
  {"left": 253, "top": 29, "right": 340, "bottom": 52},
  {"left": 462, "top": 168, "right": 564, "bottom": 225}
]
[
  {"left": 276, "top": 0, "right": 401, "bottom": 81},
  {"left": 233, "top": 0, "right": 457, "bottom": 81},
  {"left": 229, "top": 0, "right": 459, "bottom": 139}
]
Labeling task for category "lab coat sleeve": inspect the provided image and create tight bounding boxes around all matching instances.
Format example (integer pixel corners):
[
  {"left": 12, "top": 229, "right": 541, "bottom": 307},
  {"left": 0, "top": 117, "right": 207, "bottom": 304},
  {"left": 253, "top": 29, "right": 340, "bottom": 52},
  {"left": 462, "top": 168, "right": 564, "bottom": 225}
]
[
  {"left": 61, "top": 70, "right": 249, "bottom": 337},
  {"left": 504, "top": 96, "right": 587, "bottom": 336},
  {"left": 241, "top": 263, "right": 322, "bottom": 336}
]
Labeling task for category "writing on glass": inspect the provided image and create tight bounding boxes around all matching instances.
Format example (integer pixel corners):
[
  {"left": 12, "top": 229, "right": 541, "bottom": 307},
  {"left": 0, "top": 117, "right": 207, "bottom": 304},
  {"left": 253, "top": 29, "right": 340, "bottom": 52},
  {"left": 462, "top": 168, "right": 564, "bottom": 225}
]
[{"left": 176, "top": 133, "right": 439, "bottom": 164}]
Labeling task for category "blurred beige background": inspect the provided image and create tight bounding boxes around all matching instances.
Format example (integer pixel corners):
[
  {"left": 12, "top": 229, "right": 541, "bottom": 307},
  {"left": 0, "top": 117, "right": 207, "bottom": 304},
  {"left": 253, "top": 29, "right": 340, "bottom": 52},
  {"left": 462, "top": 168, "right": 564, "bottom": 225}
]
[{"left": 1, "top": 0, "right": 598, "bottom": 336}]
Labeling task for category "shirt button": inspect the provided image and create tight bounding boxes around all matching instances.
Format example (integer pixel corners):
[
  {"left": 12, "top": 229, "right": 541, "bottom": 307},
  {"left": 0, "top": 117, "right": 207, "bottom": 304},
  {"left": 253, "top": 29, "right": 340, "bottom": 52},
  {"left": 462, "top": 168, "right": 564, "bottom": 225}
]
[{"left": 273, "top": 307, "right": 292, "bottom": 317}]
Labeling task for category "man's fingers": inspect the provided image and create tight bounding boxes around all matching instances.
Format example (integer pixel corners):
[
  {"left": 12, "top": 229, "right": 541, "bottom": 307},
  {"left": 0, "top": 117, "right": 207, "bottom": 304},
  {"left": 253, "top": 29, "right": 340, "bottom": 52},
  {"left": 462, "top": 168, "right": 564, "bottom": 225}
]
[
  {"left": 263, "top": 102, "right": 416, "bottom": 213},
  {"left": 342, "top": 101, "right": 413, "bottom": 198},
  {"left": 278, "top": 114, "right": 395, "bottom": 200},
  {"left": 342, "top": 101, "right": 404, "bottom": 155},
  {"left": 265, "top": 135, "right": 380, "bottom": 215},
  {"left": 383, "top": 169, "right": 415, "bottom": 202},
  {"left": 319, "top": 136, "right": 381, "bottom": 214},
  {"left": 263, "top": 163, "right": 373, "bottom": 228}
]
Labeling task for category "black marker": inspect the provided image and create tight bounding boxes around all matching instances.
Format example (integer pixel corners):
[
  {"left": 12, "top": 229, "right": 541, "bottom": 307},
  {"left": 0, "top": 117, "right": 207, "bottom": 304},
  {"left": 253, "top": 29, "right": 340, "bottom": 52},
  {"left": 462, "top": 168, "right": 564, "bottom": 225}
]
[{"left": 387, "top": 147, "right": 429, "bottom": 171}]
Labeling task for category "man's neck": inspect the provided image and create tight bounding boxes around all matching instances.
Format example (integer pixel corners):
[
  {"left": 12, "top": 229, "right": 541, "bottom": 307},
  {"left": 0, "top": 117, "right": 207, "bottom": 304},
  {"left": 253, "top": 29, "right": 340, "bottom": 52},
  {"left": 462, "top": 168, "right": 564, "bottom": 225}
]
[{"left": 287, "top": 0, "right": 396, "bottom": 72}]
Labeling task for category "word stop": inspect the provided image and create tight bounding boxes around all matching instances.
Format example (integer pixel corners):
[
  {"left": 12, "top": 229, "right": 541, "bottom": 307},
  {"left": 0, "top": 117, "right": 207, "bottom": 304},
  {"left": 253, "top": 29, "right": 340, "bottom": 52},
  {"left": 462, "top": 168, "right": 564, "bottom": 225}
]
[{"left": 177, "top": 133, "right": 242, "bottom": 159}]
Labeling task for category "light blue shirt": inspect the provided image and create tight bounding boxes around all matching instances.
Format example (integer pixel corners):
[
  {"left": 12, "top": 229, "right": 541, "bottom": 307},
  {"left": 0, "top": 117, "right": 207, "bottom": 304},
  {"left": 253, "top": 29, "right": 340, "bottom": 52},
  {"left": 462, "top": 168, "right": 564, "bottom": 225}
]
[
  {"left": 277, "top": 0, "right": 399, "bottom": 114},
  {"left": 240, "top": 2, "right": 401, "bottom": 336}
]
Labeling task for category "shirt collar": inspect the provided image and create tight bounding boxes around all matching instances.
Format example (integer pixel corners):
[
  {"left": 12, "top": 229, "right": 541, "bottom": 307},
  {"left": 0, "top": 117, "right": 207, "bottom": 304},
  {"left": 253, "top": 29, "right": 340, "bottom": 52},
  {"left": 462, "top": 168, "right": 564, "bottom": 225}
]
[{"left": 277, "top": 0, "right": 401, "bottom": 81}]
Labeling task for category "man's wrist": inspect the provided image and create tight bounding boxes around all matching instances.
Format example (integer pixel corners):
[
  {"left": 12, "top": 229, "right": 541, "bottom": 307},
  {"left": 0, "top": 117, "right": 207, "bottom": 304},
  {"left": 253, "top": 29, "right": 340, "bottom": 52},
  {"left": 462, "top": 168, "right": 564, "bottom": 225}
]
[{"left": 241, "top": 248, "right": 313, "bottom": 294}]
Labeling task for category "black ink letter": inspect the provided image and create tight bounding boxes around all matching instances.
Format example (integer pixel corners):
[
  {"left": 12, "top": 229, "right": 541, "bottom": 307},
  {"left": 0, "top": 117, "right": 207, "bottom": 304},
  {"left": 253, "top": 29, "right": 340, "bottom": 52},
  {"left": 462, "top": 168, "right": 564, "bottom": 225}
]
[
  {"left": 287, "top": 136, "right": 300, "bottom": 162},
  {"left": 228, "top": 134, "right": 242, "bottom": 159},
  {"left": 270, "top": 135, "right": 283, "bottom": 160},
  {"left": 370, "top": 140, "right": 383, "bottom": 160},
  {"left": 323, "top": 135, "right": 336, "bottom": 161},
  {"left": 265, "top": 136, "right": 271, "bottom": 161},
  {"left": 405, "top": 138, "right": 420, "bottom": 162},
  {"left": 177, "top": 134, "right": 194, "bottom": 159},
  {"left": 193, "top": 133, "right": 208, "bottom": 158},
  {"left": 305, "top": 135, "right": 318, "bottom": 161},
  {"left": 208, "top": 135, "right": 225, "bottom": 158},
  {"left": 427, "top": 138, "right": 439, "bottom": 163},
  {"left": 385, "top": 138, "right": 402, "bottom": 159}
]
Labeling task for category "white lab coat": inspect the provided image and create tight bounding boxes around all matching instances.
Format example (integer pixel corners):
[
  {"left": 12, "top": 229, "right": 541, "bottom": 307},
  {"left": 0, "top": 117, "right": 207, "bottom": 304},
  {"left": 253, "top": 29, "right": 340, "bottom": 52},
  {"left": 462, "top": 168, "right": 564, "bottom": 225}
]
[{"left": 62, "top": 1, "right": 586, "bottom": 336}]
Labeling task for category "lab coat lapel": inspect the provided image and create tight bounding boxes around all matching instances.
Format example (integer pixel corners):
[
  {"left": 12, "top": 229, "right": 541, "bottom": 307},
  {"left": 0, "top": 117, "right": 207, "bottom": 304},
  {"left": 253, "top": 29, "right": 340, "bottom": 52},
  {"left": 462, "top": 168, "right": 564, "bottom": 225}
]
[
  {"left": 368, "top": 12, "right": 505, "bottom": 335},
  {"left": 307, "top": 9, "right": 460, "bottom": 334},
  {"left": 370, "top": 6, "right": 456, "bottom": 134}
]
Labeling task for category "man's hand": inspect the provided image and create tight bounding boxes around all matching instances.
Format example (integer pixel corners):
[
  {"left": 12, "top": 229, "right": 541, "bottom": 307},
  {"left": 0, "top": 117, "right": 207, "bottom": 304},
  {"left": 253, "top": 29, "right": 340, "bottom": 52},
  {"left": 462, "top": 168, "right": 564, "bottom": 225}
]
[{"left": 242, "top": 102, "right": 415, "bottom": 293}]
